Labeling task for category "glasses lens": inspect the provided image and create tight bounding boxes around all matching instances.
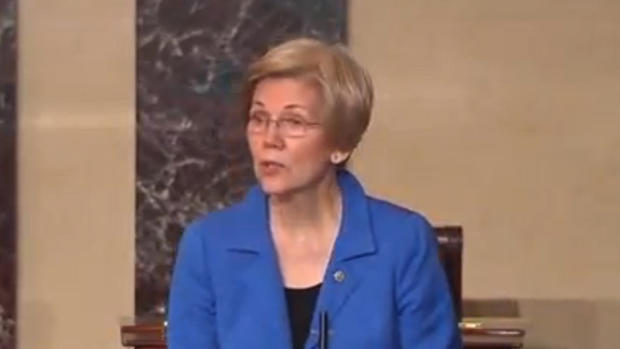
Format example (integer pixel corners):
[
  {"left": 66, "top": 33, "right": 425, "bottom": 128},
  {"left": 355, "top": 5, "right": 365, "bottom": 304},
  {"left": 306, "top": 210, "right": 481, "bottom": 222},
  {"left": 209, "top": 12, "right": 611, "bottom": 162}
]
[
  {"left": 248, "top": 116, "right": 266, "bottom": 133},
  {"left": 281, "top": 119, "right": 305, "bottom": 137}
]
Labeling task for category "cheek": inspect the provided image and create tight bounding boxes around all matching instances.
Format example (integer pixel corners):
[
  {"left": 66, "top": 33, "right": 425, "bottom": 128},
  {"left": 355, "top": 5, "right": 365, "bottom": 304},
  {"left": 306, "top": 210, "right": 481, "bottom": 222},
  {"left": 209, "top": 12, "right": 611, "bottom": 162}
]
[{"left": 288, "top": 138, "right": 331, "bottom": 166}]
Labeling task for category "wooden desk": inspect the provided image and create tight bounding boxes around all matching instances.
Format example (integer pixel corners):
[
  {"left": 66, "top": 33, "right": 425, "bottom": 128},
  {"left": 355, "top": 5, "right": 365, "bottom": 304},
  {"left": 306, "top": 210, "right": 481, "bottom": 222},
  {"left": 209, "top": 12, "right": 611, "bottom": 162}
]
[{"left": 120, "top": 318, "right": 525, "bottom": 348}]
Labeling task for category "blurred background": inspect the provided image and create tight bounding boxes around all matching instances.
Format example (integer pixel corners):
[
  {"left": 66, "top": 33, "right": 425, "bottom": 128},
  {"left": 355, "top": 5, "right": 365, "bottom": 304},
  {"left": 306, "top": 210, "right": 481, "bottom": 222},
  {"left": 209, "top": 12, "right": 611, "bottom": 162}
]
[{"left": 2, "top": 0, "right": 619, "bottom": 348}]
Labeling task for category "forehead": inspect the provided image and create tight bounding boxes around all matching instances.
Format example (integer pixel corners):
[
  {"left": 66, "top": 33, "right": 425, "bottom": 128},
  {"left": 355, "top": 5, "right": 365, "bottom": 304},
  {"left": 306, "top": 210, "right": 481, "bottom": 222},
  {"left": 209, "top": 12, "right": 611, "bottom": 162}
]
[{"left": 251, "top": 77, "right": 322, "bottom": 110}]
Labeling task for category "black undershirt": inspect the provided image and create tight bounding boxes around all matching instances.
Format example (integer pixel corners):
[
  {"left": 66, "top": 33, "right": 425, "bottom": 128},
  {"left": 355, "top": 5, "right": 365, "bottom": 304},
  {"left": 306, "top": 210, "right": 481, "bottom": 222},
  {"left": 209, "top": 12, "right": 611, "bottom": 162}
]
[{"left": 284, "top": 283, "right": 322, "bottom": 349}]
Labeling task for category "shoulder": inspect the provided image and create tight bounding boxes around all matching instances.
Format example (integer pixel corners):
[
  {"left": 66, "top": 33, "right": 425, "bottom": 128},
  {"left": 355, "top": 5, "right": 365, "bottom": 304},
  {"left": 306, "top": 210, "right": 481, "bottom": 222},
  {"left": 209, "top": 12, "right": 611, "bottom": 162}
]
[
  {"left": 181, "top": 200, "right": 247, "bottom": 245},
  {"left": 365, "top": 196, "right": 436, "bottom": 255},
  {"left": 367, "top": 196, "right": 433, "bottom": 235}
]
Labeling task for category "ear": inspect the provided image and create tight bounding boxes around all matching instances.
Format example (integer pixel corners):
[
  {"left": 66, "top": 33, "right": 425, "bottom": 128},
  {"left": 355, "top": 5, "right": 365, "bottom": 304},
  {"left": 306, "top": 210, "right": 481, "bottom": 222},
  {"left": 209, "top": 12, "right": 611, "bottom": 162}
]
[{"left": 330, "top": 150, "right": 351, "bottom": 165}]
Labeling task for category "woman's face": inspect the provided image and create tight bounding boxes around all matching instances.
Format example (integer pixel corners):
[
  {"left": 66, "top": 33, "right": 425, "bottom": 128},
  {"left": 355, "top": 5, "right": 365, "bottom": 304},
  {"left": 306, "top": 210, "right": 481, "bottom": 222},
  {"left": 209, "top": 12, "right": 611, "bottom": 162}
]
[{"left": 246, "top": 77, "right": 335, "bottom": 196}]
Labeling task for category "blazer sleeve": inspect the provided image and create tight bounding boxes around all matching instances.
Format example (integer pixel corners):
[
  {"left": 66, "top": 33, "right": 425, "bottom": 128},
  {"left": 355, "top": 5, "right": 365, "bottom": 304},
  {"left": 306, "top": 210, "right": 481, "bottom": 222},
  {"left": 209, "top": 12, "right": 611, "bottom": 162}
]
[
  {"left": 167, "top": 221, "right": 219, "bottom": 349},
  {"left": 396, "top": 215, "right": 462, "bottom": 348}
]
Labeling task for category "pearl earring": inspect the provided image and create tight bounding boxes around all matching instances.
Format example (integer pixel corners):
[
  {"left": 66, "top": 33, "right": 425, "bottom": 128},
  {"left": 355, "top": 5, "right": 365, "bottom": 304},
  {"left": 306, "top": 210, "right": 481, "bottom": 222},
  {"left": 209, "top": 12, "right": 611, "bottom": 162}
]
[{"left": 331, "top": 153, "right": 342, "bottom": 164}]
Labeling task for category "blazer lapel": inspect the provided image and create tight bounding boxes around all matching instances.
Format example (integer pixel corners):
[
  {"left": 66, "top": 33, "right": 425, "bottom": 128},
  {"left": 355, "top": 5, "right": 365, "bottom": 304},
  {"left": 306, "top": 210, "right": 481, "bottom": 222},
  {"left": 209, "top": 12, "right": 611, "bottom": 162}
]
[
  {"left": 305, "top": 170, "right": 377, "bottom": 349},
  {"left": 224, "top": 186, "right": 293, "bottom": 348},
  {"left": 223, "top": 170, "right": 377, "bottom": 349}
]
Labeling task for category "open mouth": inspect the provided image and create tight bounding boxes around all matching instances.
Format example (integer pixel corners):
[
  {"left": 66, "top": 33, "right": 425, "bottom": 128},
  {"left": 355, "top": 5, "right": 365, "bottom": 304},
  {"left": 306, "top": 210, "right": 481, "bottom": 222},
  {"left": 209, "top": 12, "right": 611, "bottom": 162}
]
[{"left": 259, "top": 160, "right": 285, "bottom": 174}]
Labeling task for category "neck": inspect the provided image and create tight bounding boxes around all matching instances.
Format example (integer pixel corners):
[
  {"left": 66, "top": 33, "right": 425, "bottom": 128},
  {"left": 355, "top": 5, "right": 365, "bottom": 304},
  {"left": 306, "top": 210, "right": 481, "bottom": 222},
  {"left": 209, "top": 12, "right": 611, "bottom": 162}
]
[{"left": 268, "top": 169, "right": 342, "bottom": 239}]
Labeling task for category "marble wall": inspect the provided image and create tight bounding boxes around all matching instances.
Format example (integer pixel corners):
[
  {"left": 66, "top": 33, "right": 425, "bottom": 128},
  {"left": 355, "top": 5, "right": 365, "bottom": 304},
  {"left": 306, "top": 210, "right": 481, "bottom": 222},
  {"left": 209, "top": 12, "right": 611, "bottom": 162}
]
[
  {"left": 0, "top": 0, "right": 16, "bottom": 347},
  {"left": 136, "top": 0, "right": 348, "bottom": 316}
]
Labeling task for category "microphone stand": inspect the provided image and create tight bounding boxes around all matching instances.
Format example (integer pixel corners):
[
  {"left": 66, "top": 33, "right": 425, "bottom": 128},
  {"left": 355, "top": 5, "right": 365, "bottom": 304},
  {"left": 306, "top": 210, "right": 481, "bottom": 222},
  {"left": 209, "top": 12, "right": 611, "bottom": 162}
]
[{"left": 319, "top": 311, "right": 328, "bottom": 349}]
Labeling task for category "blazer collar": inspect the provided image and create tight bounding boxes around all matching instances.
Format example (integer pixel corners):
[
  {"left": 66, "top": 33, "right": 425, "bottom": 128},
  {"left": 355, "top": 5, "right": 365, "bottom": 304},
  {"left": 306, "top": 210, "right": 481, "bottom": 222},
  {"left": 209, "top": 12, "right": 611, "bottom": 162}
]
[
  {"left": 224, "top": 170, "right": 377, "bottom": 348},
  {"left": 225, "top": 169, "right": 376, "bottom": 260}
]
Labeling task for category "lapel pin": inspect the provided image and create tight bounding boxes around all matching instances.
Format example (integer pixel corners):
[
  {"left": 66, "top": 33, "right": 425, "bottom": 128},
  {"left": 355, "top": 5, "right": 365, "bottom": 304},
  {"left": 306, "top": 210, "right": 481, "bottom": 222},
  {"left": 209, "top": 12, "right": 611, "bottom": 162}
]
[{"left": 333, "top": 270, "right": 346, "bottom": 282}]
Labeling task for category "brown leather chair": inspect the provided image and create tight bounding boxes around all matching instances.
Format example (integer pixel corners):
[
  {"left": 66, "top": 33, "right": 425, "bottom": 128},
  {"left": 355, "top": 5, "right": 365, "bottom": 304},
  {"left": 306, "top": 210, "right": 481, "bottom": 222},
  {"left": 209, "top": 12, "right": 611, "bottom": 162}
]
[{"left": 434, "top": 226, "right": 463, "bottom": 320}]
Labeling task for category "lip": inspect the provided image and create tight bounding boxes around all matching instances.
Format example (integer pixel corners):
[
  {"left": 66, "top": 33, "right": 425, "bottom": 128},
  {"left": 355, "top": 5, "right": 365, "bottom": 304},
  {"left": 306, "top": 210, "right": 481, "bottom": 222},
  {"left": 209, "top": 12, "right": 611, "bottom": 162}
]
[
  {"left": 259, "top": 160, "right": 285, "bottom": 168},
  {"left": 258, "top": 160, "right": 285, "bottom": 176}
]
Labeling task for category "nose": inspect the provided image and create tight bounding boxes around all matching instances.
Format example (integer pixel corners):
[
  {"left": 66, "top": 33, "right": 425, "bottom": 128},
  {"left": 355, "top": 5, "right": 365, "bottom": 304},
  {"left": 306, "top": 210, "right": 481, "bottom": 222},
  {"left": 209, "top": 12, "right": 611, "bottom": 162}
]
[{"left": 262, "top": 119, "right": 284, "bottom": 148}]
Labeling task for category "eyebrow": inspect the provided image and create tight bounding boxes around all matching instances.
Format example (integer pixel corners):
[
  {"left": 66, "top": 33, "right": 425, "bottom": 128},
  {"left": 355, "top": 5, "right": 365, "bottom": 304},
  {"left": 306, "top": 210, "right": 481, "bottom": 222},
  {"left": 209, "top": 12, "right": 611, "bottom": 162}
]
[
  {"left": 250, "top": 100, "right": 309, "bottom": 112},
  {"left": 283, "top": 104, "right": 307, "bottom": 111}
]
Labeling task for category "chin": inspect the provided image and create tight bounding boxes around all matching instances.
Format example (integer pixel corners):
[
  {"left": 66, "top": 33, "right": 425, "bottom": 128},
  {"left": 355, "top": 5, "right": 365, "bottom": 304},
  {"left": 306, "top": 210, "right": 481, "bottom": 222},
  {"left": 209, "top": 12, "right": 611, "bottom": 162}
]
[
  {"left": 257, "top": 178, "right": 295, "bottom": 196},
  {"left": 254, "top": 165, "right": 328, "bottom": 197}
]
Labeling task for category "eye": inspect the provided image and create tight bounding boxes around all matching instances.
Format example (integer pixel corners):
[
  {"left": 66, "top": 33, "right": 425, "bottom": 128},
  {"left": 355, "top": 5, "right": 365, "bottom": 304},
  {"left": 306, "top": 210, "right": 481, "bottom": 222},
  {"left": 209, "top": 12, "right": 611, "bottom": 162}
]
[
  {"left": 249, "top": 111, "right": 267, "bottom": 124},
  {"left": 280, "top": 112, "right": 307, "bottom": 126},
  {"left": 282, "top": 117, "right": 304, "bottom": 127}
]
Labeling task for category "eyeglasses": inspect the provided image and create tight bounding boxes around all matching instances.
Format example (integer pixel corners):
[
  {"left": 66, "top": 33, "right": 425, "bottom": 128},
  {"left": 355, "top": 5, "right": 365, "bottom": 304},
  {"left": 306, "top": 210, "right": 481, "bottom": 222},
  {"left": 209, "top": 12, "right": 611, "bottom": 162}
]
[{"left": 247, "top": 112, "right": 321, "bottom": 138}]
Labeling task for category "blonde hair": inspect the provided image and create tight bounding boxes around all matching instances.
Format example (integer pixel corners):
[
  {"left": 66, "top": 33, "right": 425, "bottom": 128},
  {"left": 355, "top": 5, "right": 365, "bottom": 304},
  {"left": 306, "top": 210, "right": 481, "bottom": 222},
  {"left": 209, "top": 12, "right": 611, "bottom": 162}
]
[{"left": 241, "top": 38, "right": 374, "bottom": 152}]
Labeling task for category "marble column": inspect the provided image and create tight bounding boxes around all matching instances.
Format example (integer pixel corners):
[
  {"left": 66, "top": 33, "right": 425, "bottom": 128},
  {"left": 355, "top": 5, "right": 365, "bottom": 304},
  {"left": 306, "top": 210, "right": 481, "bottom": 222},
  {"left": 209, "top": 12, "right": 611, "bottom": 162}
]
[
  {"left": 0, "top": 0, "right": 16, "bottom": 347},
  {"left": 136, "top": 0, "right": 348, "bottom": 316}
]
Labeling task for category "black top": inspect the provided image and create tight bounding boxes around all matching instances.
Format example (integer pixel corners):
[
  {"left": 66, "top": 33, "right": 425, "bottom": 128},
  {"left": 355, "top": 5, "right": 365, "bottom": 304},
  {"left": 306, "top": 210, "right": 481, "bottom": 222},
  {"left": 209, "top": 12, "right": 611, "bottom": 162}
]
[{"left": 284, "top": 283, "right": 322, "bottom": 349}]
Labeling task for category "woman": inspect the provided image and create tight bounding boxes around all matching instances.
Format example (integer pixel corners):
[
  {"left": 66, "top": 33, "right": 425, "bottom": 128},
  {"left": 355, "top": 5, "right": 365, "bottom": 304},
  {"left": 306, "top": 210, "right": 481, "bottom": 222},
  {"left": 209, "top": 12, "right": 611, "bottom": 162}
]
[{"left": 167, "top": 38, "right": 461, "bottom": 349}]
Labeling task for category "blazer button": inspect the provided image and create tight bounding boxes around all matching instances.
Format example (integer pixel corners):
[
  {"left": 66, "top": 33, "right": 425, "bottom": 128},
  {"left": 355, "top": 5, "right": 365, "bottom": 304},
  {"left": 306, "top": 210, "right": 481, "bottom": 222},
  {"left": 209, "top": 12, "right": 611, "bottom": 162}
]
[{"left": 333, "top": 270, "right": 346, "bottom": 283}]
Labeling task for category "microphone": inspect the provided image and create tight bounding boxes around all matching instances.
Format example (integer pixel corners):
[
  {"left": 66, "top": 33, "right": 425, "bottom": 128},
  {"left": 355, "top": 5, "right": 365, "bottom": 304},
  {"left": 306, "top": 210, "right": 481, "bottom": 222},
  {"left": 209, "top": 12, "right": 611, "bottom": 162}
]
[{"left": 319, "top": 311, "right": 329, "bottom": 349}]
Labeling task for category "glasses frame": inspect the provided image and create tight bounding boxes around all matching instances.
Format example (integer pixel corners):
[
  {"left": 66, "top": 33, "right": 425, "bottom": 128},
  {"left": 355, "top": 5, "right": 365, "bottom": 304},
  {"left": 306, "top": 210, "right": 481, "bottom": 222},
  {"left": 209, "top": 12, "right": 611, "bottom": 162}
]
[{"left": 247, "top": 113, "right": 321, "bottom": 138}]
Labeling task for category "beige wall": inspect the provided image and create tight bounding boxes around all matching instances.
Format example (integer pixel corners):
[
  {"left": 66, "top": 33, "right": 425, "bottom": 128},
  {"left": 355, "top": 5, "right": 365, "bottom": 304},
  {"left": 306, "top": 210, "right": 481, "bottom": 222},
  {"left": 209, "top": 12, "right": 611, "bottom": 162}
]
[
  {"left": 15, "top": 0, "right": 620, "bottom": 349},
  {"left": 349, "top": 1, "right": 620, "bottom": 348},
  {"left": 17, "top": 0, "right": 134, "bottom": 349}
]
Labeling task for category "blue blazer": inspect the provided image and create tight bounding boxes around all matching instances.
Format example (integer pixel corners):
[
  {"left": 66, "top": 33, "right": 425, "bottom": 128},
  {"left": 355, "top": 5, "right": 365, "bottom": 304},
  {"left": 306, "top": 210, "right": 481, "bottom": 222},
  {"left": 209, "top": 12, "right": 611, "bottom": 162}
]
[{"left": 167, "top": 170, "right": 462, "bottom": 349}]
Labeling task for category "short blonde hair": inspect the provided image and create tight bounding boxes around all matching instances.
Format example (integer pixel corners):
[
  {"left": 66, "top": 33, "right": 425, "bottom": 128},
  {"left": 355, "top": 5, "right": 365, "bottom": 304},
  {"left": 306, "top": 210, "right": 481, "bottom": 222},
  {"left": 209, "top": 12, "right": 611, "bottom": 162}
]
[{"left": 241, "top": 38, "right": 374, "bottom": 152}]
